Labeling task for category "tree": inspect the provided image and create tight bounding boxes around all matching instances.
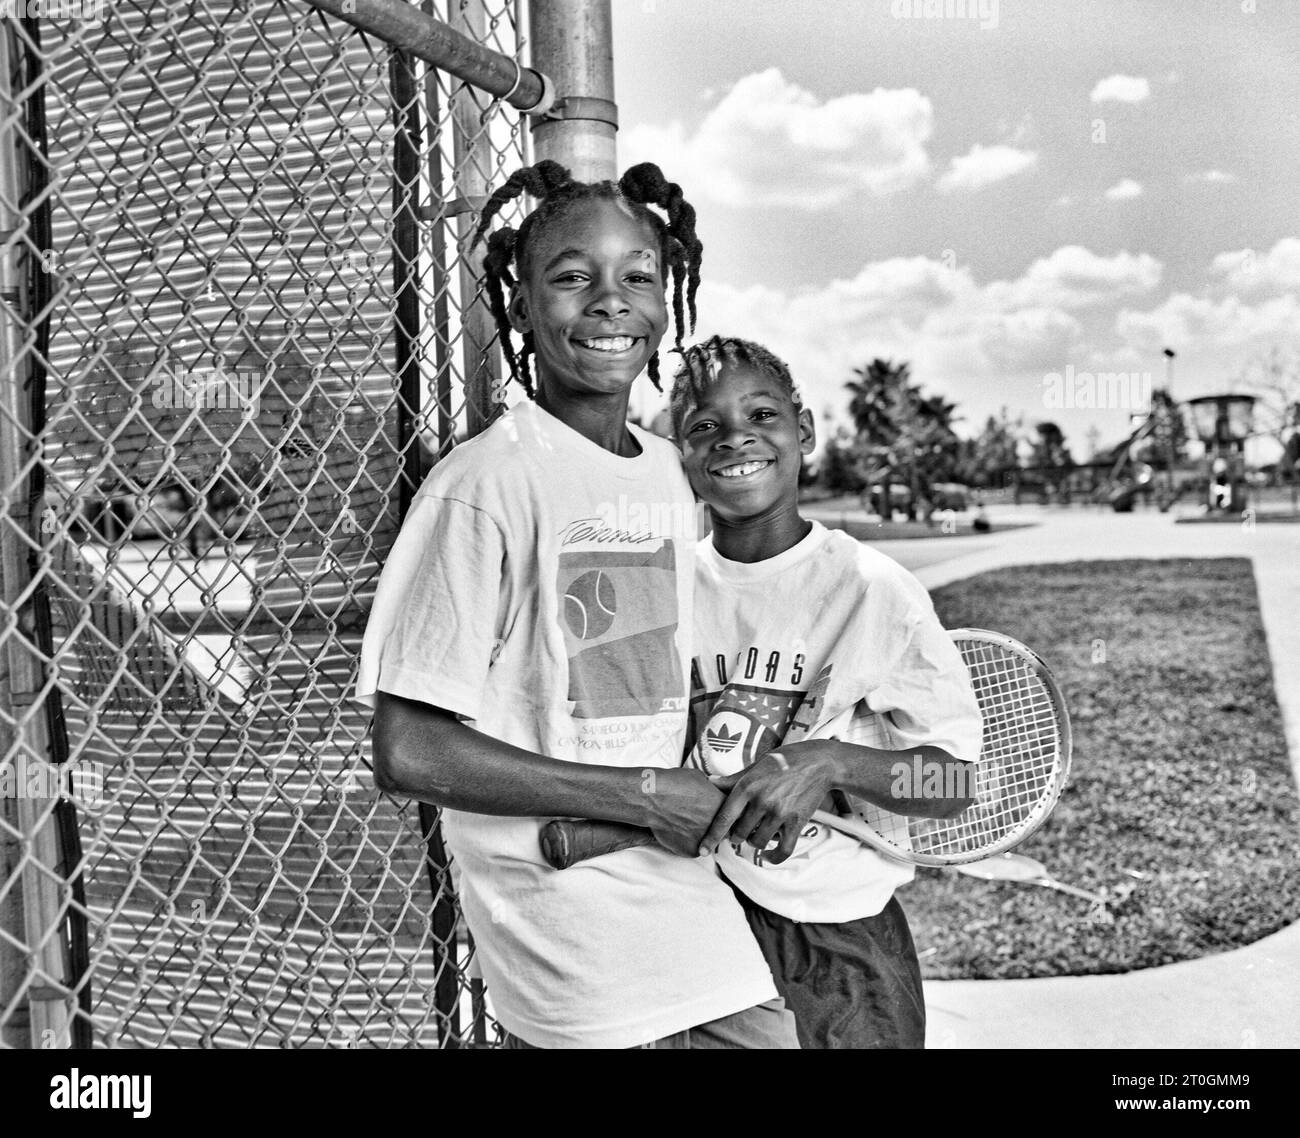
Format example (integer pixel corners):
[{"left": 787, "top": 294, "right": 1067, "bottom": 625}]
[
  {"left": 818, "top": 429, "right": 869, "bottom": 494},
  {"left": 839, "top": 358, "right": 961, "bottom": 520},
  {"left": 1237, "top": 347, "right": 1300, "bottom": 484},
  {"left": 1031, "top": 420, "right": 1075, "bottom": 501},
  {"left": 968, "top": 407, "right": 1023, "bottom": 489},
  {"left": 845, "top": 358, "right": 906, "bottom": 440}
]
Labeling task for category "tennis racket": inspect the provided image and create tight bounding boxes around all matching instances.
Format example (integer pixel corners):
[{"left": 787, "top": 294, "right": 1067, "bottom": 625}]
[{"left": 539, "top": 628, "right": 1071, "bottom": 870}]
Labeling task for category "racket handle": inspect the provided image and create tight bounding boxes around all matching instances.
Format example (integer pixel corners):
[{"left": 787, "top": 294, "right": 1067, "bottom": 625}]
[{"left": 540, "top": 819, "right": 656, "bottom": 869}]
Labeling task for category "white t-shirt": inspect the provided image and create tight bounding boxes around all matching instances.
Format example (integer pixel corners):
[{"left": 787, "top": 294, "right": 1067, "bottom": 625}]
[
  {"left": 688, "top": 521, "right": 983, "bottom": 924},
  {"left": 355, "top": 401, "right": 776, "bottom": 1048}
]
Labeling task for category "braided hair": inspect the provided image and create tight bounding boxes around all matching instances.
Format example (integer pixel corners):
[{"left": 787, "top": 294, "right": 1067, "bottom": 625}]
[
  {"left": 669, "top": 335, "right": 803, "bottom": 439},
  {"left": 471, "top": 159, "right": 703, "bottom": 398}
]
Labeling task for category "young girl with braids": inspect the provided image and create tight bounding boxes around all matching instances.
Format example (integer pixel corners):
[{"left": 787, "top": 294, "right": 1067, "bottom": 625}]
[
  {"left": 356, "top": 162, "right": 796, "bottom": 1049},
  {"left": 670, "top": 336, "right": 981, "bottom": 1048}
]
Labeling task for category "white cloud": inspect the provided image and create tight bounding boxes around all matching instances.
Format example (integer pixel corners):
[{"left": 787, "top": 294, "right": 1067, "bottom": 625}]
[
  {"left": 996, "top": 113, "right": 1036, "bottom": 147},
  {"left": 958, "top": 308, "right": 1084, "bottom": 373},
  {"left": 1116, "top": 292, "right": 1300, "bottom": 353},
  {"left": 1104, "top": 178, "right": 1144, "bottom": 201},
  {"left": 1112, "top": 237, "right": 1300, "bottom": 402},
  {"left": 988, "top": 246, "right": 1162, "bottom": 310},
  {"left": 620, "top": 69, "right": 933, "bottom": 210},
  {"left": 936, "top": 144, "right": 1038, "bottom": 194},
  {"left": 675, "top": 244, "right": 1169, "bottom": 436},
  {"left": 1090, "top": 74, "right": 1151, "bottom": 104},
  {"left": 810, "top": 256, "right": 967, "bottom": 325},
  {"left": 1210, "top": 237, "right": 1300, "bottom": 296},
  {"left": 1185, "top": 169, "right": 1237, "bottom": 184}
]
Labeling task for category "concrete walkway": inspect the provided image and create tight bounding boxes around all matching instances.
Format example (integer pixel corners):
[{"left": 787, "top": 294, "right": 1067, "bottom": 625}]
[{"left": 834, "top": 504, "right": 1300, "bottom": 1048}]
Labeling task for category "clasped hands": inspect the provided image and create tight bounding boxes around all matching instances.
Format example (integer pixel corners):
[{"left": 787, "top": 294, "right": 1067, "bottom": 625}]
[{"left": 645, "top": 741, "right": 843, "bottom": 866}]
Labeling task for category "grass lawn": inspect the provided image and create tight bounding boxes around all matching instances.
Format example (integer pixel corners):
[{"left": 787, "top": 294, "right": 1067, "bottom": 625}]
[{"left": 899, "top": 558, "right": 1300, "bottom": 979}]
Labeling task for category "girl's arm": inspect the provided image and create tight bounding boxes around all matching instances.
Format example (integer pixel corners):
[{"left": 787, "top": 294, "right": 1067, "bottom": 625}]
[
  {"left": 699, "top": 739, "right": 974, "bottom": 864},
  {"left": 373, "top": 692, "right": 725, "bottom": 857},
  {"left": 821, "top": 739, "right": 974, "bottom": 818}
]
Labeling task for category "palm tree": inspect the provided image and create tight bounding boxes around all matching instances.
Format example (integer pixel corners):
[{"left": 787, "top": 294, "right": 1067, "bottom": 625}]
[
  {"left": 845, "top": 359, "right": 908, "bottom": 517},
  {"left": 843, "top": 359, "right": 960, "bottom": 520},
  {"left": 845, "top": 359, "right": 910, "bottom": 439}
]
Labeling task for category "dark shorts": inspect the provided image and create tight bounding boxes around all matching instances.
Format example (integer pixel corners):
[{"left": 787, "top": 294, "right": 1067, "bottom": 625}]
[{"left": 733, "top": 888, "right": 926, "bottom": 1049}]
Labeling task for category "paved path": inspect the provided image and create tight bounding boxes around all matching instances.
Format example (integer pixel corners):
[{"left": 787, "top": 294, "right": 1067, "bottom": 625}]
[{"left": 839, "top": 504, "right": 1300, "bottom": 1048}]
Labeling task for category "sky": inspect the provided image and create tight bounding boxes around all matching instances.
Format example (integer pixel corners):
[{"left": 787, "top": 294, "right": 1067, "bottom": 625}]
[{"left": 610, "top": 0, "right": 1300, "bottom": 461}]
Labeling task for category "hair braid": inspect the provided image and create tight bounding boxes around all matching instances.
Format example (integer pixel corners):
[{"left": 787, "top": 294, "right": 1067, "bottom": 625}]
[
  {"left": 668, "top": 335, "right": 801, "bottom": 438},
  {"left": 481, "top": 227, "right": 534, "bottom": 398},
  {"left": 471, "top": 159, "right": 576, "bottom": 253},
  {"left": 619, "top": 162, "right": 703, "bottom": 344}
]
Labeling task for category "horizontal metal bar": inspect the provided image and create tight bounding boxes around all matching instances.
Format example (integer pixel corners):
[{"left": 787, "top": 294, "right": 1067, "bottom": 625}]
[
  {"left": 303, "top": 0, "right": 555, "bottom": 114},
  {"left": 419, "top": 195, "right": 487, "bottom": 221}
]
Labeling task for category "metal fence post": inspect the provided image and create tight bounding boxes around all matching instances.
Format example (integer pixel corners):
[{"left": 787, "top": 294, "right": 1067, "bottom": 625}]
[
  {"left": 0, "top": 18, "right": 74, "bottom": 1051},
  {"left": 448, "top": 0, "right": 507, "bottom": 438},
  {"left": 527, "top": 0, "right": 616, "bottom": 181}
]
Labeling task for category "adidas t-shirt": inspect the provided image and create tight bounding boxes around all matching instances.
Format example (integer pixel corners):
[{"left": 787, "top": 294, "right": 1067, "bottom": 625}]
[{"left": 689, "top": 521, "right": 983, "bottom": 924}]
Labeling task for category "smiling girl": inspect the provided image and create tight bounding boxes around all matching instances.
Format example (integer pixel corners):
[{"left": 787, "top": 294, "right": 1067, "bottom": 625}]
[
  {"left": 355, "top": 165, "right": 795, "bottom": 1049},
  {"left": 670, "top": 336, "right": 982, "bottom": 1048}
]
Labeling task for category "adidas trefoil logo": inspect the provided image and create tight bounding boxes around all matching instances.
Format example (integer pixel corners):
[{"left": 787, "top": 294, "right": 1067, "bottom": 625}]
[{"left": 705, "top": 723, "right": 741, "bottom": 752}]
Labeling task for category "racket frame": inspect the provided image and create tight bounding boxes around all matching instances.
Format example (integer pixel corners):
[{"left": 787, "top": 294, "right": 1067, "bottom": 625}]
[{"left": 816, "top": 627, "right": 1072, "bottom": 867}]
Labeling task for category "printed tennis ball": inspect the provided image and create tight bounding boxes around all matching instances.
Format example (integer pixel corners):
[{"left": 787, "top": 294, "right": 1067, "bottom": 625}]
[{"left": 563, "top": 569, "right": 617, "bottom": 640}]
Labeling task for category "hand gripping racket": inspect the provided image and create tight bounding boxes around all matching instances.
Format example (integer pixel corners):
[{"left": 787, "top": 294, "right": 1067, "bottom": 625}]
[{"left": 539, "top": 628, "right": 1072, "bottom": 869}]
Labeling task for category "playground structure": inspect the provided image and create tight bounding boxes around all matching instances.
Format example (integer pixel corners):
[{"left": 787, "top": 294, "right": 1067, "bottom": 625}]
[
  {"left": 1186, "top": 394, "right": 1257, "bottom": 514},
  {"left": 1094, "top": 389, "right": 1186, "bottom": 513},
  {"left": 1090, "top": 388, "right": 1273, "bottom": 515}
]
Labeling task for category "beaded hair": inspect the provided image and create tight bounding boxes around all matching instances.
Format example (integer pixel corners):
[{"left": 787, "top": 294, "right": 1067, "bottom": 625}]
[
  {"left": 669, "top": 335, "right": 803, "bottom": 438},
  {"left": 471, "top": 159, "right": 703, "bottom": 397}
]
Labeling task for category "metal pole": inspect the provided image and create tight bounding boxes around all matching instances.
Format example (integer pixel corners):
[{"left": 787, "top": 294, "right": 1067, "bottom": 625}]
[
  {"left": 528, "top": 0, "right": 616, "bottom": 181},
  {"left": 305, "top": 0, "right": 554, "bottom": 115},
  {"left": 0, "top": 21, "right": 73, "bottom": 1051},
  {"left": 419, "top": 26, "right": 456, "bottom": 463},
  {"left": 424, "top": 0, "right": 514, "bottom": 1044},
  {"left": 1163, "top": 348, "right": 1176, "bottom": 505},
  {"left": 449, "top": 0, "right": 505, "bottom": 438},
  {"left": 389, "top": 49, "right": 424, "bottom": 516}
]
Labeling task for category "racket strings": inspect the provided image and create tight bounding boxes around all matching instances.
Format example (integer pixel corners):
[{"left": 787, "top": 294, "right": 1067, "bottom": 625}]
[
  {"left": 838, "top": 639, "right": 1066, "bottom": 861},
  {"left": 910, "top": 641, "right": 1063, "bottom": 856}
]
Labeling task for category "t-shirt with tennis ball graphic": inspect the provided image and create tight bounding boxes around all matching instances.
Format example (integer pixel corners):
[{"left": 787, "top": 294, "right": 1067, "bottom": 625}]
[
  {"left": 689, "top": 521, "right": 983, "bottom": 925},
  {"left": 355, "top": 401, "right": 777, "bottom": 1049}
]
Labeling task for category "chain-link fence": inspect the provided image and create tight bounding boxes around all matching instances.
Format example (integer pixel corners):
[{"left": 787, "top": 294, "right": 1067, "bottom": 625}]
[{"left": 0, "top": 0, "right": 532, "bottom": 1048}]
